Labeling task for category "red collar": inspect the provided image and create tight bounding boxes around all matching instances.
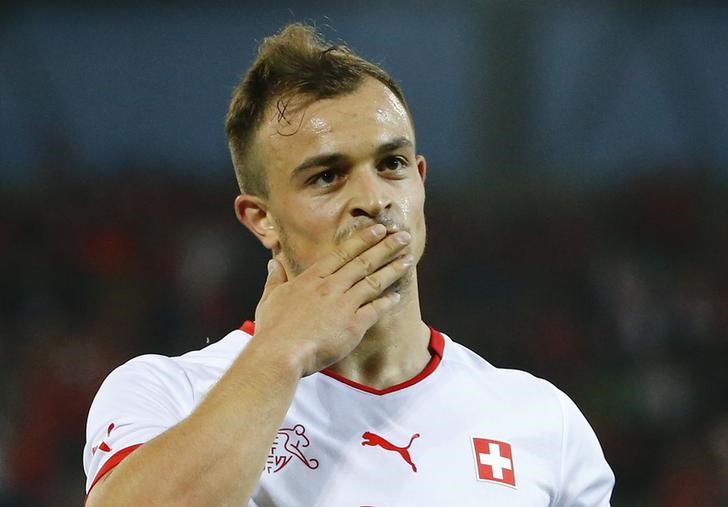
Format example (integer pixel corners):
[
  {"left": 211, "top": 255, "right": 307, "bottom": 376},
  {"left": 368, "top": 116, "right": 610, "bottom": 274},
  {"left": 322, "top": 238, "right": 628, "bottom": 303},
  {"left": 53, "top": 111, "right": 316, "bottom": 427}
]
[{"left": 239, "top": 320, "right": 444, "bottom": 395}]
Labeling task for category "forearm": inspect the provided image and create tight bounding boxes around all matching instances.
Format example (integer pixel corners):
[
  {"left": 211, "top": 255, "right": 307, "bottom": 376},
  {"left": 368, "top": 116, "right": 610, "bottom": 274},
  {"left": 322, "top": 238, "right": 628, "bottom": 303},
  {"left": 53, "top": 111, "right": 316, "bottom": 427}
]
[
  {"left": 86, "top": 226, "right": 410, "bottom": 505},
  {"left": 86, "top": 337, "right": 302, "bottom": 507}
]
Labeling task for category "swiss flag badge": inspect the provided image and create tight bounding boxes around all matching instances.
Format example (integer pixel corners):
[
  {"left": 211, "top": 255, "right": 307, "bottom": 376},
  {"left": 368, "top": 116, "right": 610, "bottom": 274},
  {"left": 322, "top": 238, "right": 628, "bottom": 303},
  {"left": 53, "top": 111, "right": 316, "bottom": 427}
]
[{"left": 472, "top": 437, "right": 516, "bottom": 487}]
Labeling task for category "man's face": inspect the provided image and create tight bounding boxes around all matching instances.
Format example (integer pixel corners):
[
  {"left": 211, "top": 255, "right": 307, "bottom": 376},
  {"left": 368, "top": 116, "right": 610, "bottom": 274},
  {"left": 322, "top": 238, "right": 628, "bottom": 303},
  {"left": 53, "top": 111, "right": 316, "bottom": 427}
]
[{"left": 251, "top": 78, "right": 427, "bottom": 287}]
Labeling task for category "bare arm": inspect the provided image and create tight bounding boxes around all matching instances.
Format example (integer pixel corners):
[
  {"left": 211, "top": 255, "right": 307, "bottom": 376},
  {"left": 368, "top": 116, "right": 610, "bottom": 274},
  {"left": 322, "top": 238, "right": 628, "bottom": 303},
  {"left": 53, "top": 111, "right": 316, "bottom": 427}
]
[{"left": 86, "top": 224, "right": 412, "bottom": 506}]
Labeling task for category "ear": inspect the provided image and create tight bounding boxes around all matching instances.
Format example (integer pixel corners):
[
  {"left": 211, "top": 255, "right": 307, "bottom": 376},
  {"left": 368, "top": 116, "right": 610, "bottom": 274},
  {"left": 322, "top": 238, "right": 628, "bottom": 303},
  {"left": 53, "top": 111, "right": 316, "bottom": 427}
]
[
  {"left": 234, "top": 194, "right": 279, "bottom": 251},
  {"left": 416, "top": 154, "right": 427, "bottom": 182}
]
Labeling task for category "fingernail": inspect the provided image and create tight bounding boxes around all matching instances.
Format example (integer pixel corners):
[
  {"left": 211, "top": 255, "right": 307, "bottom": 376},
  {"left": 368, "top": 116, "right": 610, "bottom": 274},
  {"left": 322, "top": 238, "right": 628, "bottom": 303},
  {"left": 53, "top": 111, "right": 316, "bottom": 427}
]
[
  {"left": 370, "top": 224, "right": 386, "bottom": 237},
  {"left": 400, "top": 254, "right": 414, "bottom": 266},
  {"left": 394, "top": 231, "right": 411, "bottom": 244},
  {"left": 267, "top": 260, "right": 276, "bottom": 274}
]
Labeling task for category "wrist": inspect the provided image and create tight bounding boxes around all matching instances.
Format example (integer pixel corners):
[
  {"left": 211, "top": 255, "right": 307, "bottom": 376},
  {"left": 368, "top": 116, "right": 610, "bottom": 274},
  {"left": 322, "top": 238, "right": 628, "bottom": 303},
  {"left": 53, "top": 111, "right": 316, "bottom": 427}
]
[{"left": 244, "top": 331, "right": 308, "bottom": 380}]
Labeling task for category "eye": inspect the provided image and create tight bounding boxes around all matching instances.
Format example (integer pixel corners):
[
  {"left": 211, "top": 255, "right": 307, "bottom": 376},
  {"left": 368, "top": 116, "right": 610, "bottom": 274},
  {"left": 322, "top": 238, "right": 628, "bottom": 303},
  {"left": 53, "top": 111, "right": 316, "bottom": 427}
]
[
  {"left": 309, "top": 169, "right": 341, "bottom": 187},
  {"left": 379, "top": 156, "right": 408, "bottom": 173}
]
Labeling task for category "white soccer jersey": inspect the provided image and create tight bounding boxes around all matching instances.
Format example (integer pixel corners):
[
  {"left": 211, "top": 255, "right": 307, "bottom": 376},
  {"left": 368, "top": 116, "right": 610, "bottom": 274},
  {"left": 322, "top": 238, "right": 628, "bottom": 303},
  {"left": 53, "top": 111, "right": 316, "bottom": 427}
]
[{"left": 84, "top": 323, "right": 614, "bottom": 506}]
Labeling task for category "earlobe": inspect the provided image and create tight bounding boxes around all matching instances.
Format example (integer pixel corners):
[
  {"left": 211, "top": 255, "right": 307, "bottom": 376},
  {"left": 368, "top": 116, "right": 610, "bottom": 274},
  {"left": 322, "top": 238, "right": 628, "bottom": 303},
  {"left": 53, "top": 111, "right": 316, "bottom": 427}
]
[{"left": 234, "top": 194, "right": 279, "bottom": 250}]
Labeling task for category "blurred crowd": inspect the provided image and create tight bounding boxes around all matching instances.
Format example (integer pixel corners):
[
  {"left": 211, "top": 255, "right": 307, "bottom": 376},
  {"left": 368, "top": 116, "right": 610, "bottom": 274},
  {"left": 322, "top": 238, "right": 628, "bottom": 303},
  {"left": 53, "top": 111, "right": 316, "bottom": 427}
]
[{"left": 0, "top": 165, "right": 726, "bottom": 506}]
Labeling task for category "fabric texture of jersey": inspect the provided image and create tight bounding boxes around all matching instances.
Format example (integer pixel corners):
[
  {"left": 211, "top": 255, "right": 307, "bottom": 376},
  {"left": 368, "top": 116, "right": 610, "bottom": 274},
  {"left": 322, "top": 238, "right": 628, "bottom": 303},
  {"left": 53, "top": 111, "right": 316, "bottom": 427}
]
[{"left": 84, "top": 325, "right": 614, "bottom": 506}]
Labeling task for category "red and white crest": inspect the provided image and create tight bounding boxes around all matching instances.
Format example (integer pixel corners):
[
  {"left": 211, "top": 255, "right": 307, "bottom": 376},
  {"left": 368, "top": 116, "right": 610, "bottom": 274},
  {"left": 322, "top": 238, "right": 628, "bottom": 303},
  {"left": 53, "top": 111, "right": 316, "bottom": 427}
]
[
  {"left": 266, "top": 424, "right": 319, "bottom": 473},
  {"left": 472, "top": 437, "right": 516, "bottom": 487}
]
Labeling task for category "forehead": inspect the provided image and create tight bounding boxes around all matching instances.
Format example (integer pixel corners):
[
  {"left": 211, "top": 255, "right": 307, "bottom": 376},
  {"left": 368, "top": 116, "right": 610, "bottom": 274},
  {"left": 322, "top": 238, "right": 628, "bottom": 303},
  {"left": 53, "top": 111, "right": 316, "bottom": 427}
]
[{"left": 254, "top": 78, "right": 414, "bottom": 175}]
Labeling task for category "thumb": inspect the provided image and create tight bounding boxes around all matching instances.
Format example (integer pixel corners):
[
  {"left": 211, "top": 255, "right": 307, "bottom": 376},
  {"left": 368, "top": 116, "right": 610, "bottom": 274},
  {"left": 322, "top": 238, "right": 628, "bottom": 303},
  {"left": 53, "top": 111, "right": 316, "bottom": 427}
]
[{"left": 261, "top": 259, "right": 287, "bottom": 300}]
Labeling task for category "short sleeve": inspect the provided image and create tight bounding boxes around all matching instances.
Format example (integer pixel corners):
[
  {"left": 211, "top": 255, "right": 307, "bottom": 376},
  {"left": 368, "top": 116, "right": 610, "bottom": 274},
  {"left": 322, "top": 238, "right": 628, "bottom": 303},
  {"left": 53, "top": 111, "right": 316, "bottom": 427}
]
[
  {"left": 83, "top": 354, "right": 195, "bottom": 493},
  {"left": 553, "top": 389, "right": 615, "bottom": 507}
]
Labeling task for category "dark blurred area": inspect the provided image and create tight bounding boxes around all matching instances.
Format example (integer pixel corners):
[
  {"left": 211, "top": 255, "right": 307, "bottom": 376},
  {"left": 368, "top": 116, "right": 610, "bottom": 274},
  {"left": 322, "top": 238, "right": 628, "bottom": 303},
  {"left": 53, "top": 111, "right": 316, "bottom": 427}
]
[{"left": 1, "top": 2, "right": 727, "bottom": 506}]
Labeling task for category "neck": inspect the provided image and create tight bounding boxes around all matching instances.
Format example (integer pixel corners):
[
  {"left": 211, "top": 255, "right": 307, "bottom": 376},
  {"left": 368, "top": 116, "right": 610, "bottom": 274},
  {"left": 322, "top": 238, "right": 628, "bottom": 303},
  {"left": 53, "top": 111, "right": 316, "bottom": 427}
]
[{"left": 326, "top": 273, "right": 431, "bottom": 390}]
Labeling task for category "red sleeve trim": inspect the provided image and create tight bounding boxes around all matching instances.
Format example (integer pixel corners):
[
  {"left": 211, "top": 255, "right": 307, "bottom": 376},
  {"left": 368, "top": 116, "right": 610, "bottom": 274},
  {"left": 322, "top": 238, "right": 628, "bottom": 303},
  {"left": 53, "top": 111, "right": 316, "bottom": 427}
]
[{"left": 87, "top": 444, "right": 143, "bottom": 494}]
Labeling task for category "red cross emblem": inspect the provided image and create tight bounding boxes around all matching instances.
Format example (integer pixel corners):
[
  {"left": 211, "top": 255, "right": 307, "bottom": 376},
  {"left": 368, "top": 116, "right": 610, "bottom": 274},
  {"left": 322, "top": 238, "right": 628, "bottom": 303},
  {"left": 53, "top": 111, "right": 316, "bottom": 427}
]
[{"left": 472, "top": 437, "right": 516, "bottom": 487}]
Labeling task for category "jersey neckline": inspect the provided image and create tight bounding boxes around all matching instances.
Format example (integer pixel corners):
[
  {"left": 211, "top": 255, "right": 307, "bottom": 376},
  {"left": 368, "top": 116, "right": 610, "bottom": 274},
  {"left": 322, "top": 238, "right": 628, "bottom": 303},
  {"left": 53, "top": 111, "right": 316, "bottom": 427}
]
[{"left": 239, "top": 321, "right": 444, "bottom": 395}]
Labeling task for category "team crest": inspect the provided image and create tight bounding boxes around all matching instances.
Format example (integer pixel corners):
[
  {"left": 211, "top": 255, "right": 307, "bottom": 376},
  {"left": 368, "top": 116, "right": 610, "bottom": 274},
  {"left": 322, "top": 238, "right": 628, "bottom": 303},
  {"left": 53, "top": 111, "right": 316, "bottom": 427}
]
[{"left": 266, "top": 424, "right": 319, "bottom": 473}]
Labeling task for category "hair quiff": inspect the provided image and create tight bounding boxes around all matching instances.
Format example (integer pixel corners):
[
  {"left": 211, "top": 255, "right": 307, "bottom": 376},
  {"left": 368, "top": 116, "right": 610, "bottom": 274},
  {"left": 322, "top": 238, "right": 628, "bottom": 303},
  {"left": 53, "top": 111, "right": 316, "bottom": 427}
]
[{"left": 225, "top": 23, "right": 410, "bottom": 196}]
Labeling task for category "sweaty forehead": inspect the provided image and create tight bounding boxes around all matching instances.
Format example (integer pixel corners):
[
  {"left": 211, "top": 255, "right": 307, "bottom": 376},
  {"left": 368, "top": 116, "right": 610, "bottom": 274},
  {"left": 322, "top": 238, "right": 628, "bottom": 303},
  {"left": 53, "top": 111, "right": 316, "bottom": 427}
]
[{"left": 255, "top": 79, "right": 414, "bottom": 164}]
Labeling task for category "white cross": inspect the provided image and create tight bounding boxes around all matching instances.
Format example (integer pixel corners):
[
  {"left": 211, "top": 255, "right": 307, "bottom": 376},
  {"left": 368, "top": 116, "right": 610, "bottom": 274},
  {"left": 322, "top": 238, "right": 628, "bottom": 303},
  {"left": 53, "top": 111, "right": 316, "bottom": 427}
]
[{"left": 478, "top": 442, "right": 512, "bottom": 480}]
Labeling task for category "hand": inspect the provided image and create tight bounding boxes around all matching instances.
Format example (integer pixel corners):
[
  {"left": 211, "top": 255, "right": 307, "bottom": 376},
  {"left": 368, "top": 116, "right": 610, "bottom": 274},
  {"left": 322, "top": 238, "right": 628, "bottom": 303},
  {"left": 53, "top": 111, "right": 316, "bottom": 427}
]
[{"left": 252, "top": 224, "right": 413, "bottom": 377}]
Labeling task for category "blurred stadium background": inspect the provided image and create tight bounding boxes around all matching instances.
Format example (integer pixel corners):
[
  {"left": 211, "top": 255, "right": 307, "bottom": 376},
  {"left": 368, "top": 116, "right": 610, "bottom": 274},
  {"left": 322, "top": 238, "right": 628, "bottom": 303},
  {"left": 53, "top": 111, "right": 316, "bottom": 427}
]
[{"left": 1, "top": 1, "right": 727, "bottom": 505}]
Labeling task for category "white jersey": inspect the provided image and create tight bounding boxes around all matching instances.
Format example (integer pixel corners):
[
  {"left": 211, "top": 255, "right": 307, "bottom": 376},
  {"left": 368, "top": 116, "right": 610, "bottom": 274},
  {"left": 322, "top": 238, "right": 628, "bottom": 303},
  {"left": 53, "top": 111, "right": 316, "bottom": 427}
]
[{"left": 84, "top": 323, "right": 614, "bottom": 506}]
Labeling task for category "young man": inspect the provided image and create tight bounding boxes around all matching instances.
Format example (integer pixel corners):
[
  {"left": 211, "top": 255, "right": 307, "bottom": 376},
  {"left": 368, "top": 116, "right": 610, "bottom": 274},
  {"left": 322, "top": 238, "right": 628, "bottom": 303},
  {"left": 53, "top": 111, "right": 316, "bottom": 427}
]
[{"left": 84, "top": 23, "right": 614, "bottom": 506}]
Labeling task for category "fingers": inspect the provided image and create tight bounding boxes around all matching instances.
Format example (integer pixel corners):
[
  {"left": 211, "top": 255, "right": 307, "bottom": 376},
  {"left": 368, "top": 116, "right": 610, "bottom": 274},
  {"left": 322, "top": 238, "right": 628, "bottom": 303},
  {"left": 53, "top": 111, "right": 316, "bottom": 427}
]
[
  {"left": 256, "top": 259, "right": 288, "bottom": 322},
  {"left": 313, "top": 224, "right": 387, "bottom": 278},
  {"left": 355, "top": 291, "right": 402, "bottom": 330},
  {"left": 260, "top": 259, "right": 287, "bottom": 301},
  {"left": 348, "top": 253, "right": 414, "bottom": 302},
  {"left": 333, "top": 230, "right": 411, "bottom": 289}
]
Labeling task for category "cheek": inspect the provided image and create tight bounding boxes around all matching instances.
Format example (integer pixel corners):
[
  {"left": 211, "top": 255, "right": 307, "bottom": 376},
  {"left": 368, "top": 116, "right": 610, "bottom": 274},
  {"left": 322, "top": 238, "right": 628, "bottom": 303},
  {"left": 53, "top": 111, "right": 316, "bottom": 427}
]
[
  {"left": 283, "top": 197, "right": 340, "bottom": 245},
  {"left": 399, "top": 189, "right": 427, "bottom": 250},
  {"left": 400, "top": 187, "right": 425, "bottom": 226}
]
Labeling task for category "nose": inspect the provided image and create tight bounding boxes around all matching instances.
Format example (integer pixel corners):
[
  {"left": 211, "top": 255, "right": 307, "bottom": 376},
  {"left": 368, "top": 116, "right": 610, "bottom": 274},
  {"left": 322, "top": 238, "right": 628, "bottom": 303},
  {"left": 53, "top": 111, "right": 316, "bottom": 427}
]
[{"left": 348, "top": 167, "right": 392, "bottom": 218}]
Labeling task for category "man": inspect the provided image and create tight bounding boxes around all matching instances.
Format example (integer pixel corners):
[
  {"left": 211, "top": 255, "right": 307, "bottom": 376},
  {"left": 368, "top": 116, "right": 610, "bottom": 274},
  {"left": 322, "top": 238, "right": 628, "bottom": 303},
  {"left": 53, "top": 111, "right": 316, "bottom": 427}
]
[{"left": 83, "top": 23, "right": 614, "bottom": 506}]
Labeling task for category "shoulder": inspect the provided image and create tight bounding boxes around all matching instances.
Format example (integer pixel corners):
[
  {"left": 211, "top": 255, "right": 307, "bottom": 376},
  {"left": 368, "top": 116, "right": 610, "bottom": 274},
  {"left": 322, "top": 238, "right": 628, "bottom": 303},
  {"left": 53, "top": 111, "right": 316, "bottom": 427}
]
[
  {"left": 90, "top": 328, "right": 252, "bottom": 415},
  {"left": 441, "top": 333, "right": 562, "bottom": 402},
  {"left": 106, "top": 327, "right": 250, "bottom": 375},
  {"left": 84, "top": 328, "right": 254, "bottom": 482},
  {"left": 439, "top": 332, "right": 614, "bottom": 504},
  {"left": 439, "top": 333, "right": 597, "bottom": 441}
]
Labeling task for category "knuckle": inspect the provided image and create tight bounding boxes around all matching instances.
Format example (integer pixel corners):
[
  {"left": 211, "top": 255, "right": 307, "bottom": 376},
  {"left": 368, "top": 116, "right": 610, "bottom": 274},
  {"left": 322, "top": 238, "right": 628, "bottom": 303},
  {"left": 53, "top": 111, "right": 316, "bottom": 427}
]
[
  {"left": 316, "top": 280, "right": 333, "bottom": 297},
  {"left": 354, "top": 254, "right": 373, "bottom": 273},
  {"left": 364, "top": 274, "right": 382, "bottom": 291},
  {"left": 387, "top": 235, "right": 404, "bottom": 252},
  {"left": 332, "top": 246, "right": 349, "bottom": 264},
  {"left": 366, "top": 299, "right": 382, "bottom": 316}
]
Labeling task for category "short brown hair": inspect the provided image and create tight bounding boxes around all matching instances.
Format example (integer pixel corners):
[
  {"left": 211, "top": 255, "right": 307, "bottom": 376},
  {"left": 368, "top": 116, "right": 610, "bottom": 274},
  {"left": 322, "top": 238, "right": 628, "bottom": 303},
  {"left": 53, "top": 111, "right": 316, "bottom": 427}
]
[{"left": 225, "top": 23, "right": 411, "bottom": 196}]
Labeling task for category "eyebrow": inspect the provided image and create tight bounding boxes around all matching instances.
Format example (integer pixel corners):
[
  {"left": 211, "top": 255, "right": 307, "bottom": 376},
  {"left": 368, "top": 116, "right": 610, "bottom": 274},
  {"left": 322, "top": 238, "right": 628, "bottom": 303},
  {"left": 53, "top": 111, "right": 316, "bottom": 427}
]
[
  {"left": 375, "top": 136, "right": 413, "bottom": 156},
  {"left": 290, "top": 136, "right": 414, "bottom": 180}
]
